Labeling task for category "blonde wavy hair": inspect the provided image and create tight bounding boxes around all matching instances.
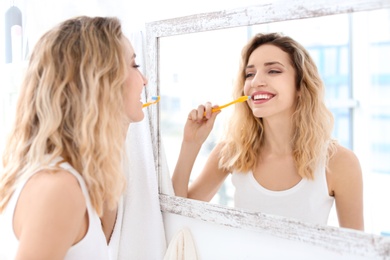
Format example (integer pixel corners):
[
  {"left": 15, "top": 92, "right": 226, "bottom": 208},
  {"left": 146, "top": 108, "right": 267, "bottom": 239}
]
[
  {"left": 0, "top": 16, "right": 129, "bottom": 215},
  {"left": 219, "top": 32, "right": 336, "bottom": 179}
]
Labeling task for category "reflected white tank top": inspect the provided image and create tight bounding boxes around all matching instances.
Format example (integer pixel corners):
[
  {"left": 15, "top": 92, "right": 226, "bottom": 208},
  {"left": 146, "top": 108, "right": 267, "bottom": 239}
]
[
  {"left": 231, "top": 161, "right": 334, "bottom": 225},
  {"left": 0, "top": 159, "right": 110, "bottom": 260}
]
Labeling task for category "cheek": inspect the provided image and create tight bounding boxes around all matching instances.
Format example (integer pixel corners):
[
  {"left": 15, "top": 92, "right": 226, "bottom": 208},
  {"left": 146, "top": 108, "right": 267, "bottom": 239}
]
[
  {"left": 243, "top": 82, "right": 251, "bottom": 95},
  {"left": 123, "top": 86, "right": 131, "bottom": 105},
  {"left": 123, "top": 90, "right": 145, "bottom": 122}
]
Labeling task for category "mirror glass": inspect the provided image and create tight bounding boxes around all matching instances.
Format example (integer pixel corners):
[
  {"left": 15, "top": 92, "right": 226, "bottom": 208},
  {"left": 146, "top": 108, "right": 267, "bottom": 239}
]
[{"left": 159, "top": 9, "right": 390, "bottom": 236}]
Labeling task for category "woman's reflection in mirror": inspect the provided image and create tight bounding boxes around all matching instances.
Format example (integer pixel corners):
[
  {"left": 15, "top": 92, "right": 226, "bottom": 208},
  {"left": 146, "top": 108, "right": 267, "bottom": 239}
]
[{"left": 172, "top": 32, "right": 364, "bottom": 231}]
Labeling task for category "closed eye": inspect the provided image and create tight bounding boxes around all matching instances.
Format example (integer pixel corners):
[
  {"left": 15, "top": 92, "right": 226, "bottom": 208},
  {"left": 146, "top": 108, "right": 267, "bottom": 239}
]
[
  {"left": 269, "top": 70, "right": 281, "bottom": 74},
  {"left": 245, "top": 72, "right": 255, "bottom": 78}
]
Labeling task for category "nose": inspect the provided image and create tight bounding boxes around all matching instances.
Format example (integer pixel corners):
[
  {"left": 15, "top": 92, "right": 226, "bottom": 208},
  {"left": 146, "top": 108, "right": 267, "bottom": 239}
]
[
  {"left": 251, "top": 72, "right": 266, "bottom": 88},
  {"left": 142, "top": 73, "right": 148, "bottom": 87}
]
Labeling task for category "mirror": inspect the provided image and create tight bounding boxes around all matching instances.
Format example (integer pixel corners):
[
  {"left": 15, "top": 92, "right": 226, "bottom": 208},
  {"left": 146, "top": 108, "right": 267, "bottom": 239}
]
[{"left": 145, "top": 0, "right": 390, "bottom": 237}]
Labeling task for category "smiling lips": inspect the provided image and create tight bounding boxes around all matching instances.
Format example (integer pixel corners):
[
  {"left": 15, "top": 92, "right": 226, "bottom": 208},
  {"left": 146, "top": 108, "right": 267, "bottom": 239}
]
[{"left": 252, "top": 93, "right": 274, "bottom": 103}]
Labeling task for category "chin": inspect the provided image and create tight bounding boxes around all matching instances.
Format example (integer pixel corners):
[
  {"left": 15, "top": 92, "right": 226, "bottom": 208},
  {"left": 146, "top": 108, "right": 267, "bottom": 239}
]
[{"left": 129, "top": 112, "right": 145, "bottom": 123}]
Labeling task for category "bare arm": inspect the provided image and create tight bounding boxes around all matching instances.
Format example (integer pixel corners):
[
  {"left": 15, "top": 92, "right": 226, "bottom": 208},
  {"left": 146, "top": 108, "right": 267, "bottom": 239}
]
[
  {"left": 328, "top": 145, "right": 364, "bottom": 231},
  {"left": 14, "top": 170, "right": 87, "bottom": 260},
  {"left": 172, "top": 103, "right": 228, "bottom": 201},
  {"left": 187, "top": 143, "right": 230, "bottom": 201},
  {"left": 172, "top": 140, "right": 204, "bottom": 197}
]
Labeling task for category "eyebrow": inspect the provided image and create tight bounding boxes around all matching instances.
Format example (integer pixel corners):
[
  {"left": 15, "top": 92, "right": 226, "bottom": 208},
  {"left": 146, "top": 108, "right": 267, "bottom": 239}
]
[{"left": 246, "top": 61, "right": 285, "bottom": 69}]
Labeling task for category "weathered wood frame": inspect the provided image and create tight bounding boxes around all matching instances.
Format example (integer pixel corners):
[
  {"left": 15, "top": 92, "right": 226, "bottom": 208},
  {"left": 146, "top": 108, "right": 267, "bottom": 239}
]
[{"left": 145, "top": 0, "right": 390, "bottom": 258}]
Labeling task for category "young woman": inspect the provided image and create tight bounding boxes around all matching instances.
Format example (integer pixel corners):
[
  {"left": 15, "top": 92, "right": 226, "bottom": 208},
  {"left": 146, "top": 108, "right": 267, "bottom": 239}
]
[
  {"left": 172, "top": 32, "right": 364, "bottom": 231},
  {"left": 0, "top": 16, "right": 148, "bottom": 259}
]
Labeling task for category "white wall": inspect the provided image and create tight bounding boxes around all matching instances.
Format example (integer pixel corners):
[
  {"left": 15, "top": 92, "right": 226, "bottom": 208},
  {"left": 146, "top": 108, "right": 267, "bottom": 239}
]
[
  {"left": 1, "top": 0, "right": 270, "bottom": 58},
  {"left": 163, "top": 212, "right": 373, "bottom": 260}
]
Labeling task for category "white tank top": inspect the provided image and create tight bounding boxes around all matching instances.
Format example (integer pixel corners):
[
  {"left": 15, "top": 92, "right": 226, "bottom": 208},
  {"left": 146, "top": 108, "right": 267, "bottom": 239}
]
[
  {"left": 0, "top": 159, "right": 110, "bottom": 260},
  {"left": 231, "top": 161, "right": 334, "bottom": 225}
]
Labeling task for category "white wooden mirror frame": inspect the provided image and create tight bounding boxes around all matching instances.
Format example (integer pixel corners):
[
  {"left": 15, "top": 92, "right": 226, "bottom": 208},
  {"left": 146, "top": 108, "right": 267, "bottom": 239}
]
[{"left": 145, "top": 0, "right": 390, "bottom": 258}]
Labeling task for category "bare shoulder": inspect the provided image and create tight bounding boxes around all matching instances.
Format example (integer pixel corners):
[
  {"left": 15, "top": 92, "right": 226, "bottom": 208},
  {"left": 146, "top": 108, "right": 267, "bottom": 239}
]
[
  {"left": 14, "top": 169, "right": 87, "bottom": 258},
  {"left": 327, "top": 144, "right": 362, "bottom": 190},
  {"left": 328, "top": 144, "right": 361, "bottom": 170},
  {"left": 23, "top": 169, "right": 86, "bottom": 209},
  {"left": 208, "top": 142, "right": 230, "bottom": 172},
  {"left": 327, "top": 145, "right": 364, "bottom": 230},
  {"left": 204, "top": 142, "right": 225, "bottom": 165},
  {"left": 212, "top": 142, "right": 225, "bottom": 154}
]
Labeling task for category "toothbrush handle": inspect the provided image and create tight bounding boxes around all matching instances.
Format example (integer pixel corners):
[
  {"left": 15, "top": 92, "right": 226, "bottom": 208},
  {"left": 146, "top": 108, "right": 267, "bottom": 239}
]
[
  {"left": 203, "top": 100, "right": 237, "bottom": 116},
  {"left": 211, "top": 100, "right": 236, "bottom": 112},
  {"left": 202, "top": 96, "right": 249, "bottom": 116}
]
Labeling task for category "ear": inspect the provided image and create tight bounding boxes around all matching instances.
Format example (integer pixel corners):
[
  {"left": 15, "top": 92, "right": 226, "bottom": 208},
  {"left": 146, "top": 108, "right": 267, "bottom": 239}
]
[{"left": 296, "top": 91, "right": 302, "bottom": 103}]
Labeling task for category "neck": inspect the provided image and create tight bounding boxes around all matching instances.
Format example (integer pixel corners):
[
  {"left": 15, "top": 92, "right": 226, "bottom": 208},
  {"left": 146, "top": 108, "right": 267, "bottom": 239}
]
[{"left": 262, "top": 116, "right": 294, "bottom": 155}]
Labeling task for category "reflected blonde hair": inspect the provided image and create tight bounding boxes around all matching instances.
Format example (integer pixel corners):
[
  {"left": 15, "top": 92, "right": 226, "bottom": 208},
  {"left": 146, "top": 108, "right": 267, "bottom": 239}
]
[
  {"left": 0, "top": 16, "right": 128, "bottom": 215},
  {"left": 219, "top": 32, "right": 336, "bottom": 179}
]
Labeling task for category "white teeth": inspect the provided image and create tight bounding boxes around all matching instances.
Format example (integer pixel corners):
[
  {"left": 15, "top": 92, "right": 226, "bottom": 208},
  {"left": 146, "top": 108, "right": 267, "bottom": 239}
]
[{"left": 254, "top": 94, "right": 272, "bottom": 100}]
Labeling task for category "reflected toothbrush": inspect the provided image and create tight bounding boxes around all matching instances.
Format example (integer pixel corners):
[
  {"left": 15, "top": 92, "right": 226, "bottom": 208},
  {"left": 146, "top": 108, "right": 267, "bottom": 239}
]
[
  {"left": 142, "top": 96, "right": 160, "bottom": 108},
  {"left": 204, "top": 96, "right": 251, "bottom": 115}
]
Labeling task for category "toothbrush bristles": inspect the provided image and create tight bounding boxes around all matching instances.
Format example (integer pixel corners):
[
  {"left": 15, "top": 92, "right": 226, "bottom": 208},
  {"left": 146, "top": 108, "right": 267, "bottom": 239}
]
[{"left": 142, "top": 96, "right": 160, "bottom": 108}]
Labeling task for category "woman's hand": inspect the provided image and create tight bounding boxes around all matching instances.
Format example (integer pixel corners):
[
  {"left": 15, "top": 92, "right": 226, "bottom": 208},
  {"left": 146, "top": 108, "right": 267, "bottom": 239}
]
[
  {"left": 183, "top": 102, "right": 221, "bottom": 145},
  {"left": 173, "top": 102, "right": 222, "bottom": 198}
]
